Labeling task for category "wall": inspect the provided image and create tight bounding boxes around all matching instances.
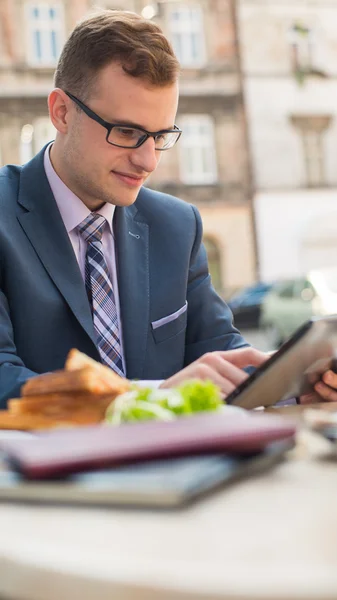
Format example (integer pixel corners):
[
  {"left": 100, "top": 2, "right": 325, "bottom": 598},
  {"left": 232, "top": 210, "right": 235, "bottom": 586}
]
[{"left": 255, "top": 189, "right": 337, "bottom": 281}]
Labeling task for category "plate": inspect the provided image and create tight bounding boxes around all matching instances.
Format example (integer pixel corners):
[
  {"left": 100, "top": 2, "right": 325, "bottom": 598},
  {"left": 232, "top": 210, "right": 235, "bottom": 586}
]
[
  {"left": 220, "top": 404, "right": 249, "bottom": 417},
  {"left": 0, "top": 430, "right": 35, "bottom": 441}
]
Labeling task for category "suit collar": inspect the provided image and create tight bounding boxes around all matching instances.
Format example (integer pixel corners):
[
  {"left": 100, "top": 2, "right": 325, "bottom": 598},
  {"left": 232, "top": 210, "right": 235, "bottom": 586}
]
[{"left": 17, "top": 146, "right": 98, "bottom": 348}]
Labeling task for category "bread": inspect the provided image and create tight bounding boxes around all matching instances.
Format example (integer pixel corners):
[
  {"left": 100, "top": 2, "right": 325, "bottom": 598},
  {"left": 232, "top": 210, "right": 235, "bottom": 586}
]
[
  {"left": 65, "top": 349, "right": 129, "bottom": 392},
  {"left": 22, "top": 369, "right": 105, "bottom": 396},
  {"left": 65, "top": 349, "right": 102, "bottom": 371},
  {"left": 6, "top": 349, "right": 131, "bottom": 431},
  {"left": 9, "top": 393, "right": 114, "bottom": 418},
  {"left": 0, "top": 410, "right": 106, "bottom": 431},
  {"left": 21, "top": 363, "right": 130, "bottom": 397}
]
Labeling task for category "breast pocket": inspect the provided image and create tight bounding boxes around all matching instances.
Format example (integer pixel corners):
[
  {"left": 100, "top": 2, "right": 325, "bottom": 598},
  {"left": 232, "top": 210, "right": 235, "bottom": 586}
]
[{"left": 151, "top": 302, "right": 188, "bottom": 344}]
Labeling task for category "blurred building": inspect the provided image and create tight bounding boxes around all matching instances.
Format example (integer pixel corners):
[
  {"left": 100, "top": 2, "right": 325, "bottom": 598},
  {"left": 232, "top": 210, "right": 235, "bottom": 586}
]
[
  {"left": 0, "top": 0, "right": 88, "bottom": 163},
  {"left": 239, "top": 0, "right": 337, "bottom": 282},
  {"left": 0, "top": 0, "right": 257, "bottom": 294}
]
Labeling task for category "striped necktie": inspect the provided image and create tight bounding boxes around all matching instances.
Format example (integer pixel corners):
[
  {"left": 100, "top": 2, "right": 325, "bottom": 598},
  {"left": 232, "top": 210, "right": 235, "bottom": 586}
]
[{"left": 77, "top": 213, "right": 124, "bottom": 377}]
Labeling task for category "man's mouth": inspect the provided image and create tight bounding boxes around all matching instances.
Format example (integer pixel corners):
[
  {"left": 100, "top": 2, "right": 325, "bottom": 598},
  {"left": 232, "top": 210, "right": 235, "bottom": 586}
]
[{"left": 112, "top": 171, "right": 144, "bottom": 187}]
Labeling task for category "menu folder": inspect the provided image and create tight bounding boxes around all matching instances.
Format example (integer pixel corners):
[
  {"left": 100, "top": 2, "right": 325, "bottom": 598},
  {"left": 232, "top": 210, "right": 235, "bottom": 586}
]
[
  {"left": 0, "top": 441, "right": 293, "bottom": 509},
  {"left": 0, "top": 412, "right": 296, "bottom": 480}
]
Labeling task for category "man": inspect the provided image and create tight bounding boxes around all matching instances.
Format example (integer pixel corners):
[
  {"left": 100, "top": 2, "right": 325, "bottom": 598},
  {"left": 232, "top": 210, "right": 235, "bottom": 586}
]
[{"left": 0, "top": 10, "right": 335, "bottom": 408}]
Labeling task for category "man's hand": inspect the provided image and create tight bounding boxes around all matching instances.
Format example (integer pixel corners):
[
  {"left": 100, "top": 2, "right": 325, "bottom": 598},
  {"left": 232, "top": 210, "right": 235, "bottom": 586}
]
[
  {"left": 160, "top": 348, "right": 268, "bottom": 398},
  {"left": 300, "top": 369, "right": 337, "bottom": 404}
]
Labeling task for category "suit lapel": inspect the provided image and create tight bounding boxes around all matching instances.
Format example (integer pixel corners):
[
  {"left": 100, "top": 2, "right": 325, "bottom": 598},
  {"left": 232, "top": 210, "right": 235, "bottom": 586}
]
[
  {"left": 16, "top": 147, "right": 151, "bottom": 374},
  {"left": 16, "top": 148, "right": 97, "bottom": 347},
  {"left": 114, "top": 201, "right": 149, "bottom": 379}
]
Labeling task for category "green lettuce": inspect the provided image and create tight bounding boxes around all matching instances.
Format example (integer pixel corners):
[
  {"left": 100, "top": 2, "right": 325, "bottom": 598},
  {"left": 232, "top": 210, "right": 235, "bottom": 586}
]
[
  {"left": 105, "top": 380, "right": 222, "bottom": 425},
  {"left": 178, "top": 380, "right": 222, "bottom": 413}
]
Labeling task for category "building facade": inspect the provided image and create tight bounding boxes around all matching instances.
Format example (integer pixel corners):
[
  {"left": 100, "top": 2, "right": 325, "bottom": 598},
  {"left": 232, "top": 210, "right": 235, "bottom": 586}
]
[
  {"left": 239, "top": 0, "right": 337, "bottom": 282},
  {"left": 0, "top": 0, "right": 257, "bottom": 294}
]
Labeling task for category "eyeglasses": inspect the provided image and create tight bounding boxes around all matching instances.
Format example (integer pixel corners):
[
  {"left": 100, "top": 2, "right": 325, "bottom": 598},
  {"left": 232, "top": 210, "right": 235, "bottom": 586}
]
[{"left": 65, "top": 91, "right": 182, "bottom": 151}]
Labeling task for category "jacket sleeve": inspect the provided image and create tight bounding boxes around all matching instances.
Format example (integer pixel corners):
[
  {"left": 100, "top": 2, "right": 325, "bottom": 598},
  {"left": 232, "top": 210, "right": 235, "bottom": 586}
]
[
  {"left": 184, "top": 205, "right": 249, "bottom": 366},
  {"left": 0, "top": 289, "right": 37, "bottom": 408}
]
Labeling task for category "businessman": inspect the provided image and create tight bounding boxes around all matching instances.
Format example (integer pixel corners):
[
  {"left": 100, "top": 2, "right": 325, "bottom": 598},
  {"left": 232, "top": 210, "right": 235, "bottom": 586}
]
[{"left": 0, "top": 9, "right": 335, "bottom": 408}]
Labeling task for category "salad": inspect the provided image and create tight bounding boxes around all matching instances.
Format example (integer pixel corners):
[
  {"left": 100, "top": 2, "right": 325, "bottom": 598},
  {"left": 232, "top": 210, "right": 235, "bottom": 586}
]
[{"left": 105, "top": 380, "right": 223, "bottom": 425}]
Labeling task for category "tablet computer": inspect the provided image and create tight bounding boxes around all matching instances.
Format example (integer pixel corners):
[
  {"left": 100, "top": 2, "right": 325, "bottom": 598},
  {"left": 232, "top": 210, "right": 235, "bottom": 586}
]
[{"left": 226, "top": 315, "right": 337, "bottom": 409}]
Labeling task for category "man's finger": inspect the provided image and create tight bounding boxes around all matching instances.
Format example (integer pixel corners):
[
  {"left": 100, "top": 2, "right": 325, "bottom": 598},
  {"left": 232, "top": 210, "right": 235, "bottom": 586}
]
[
  {"left": 199, "top": 352, "right": 249, "bottom": 387},
  {"left": 299, "top": 391, "right": 321, "bottom": 405},
  {"left": 315, "top": 381, "right": 337, "bottom": 403},
  {"left": 216, "top": 347, "right": 269, "bottom": 369},
  {"left": 322, "top": 370, "right": 337, "bottom": 389}
]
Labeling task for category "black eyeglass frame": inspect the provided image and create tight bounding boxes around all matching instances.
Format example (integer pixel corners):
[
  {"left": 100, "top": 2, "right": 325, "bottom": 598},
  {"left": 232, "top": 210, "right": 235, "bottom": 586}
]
[{"left": 65, "top": 91, "right": 182, "bottom": 150}]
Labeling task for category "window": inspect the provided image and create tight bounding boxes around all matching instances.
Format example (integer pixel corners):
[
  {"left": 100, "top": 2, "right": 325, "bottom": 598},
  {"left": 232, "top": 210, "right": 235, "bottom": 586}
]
[
  {"left": 26, "top": 3, "right": 64, "bottom": 66},
  {"left": 178, "top": 115, "right": 217, "bottom": 185},
  {"left": 33, "top": 117, "right": 56, "bottom": 152},
  {"left": 204, "top": 237, "right": 222, "bottom": 292},
  {"left": 290, "top": 115, "right": 331, "bottom": 187},
  {"left": 19, "top": 118, "right": 56, "bottom": 164},
  {"left": 275, "top": 281, "right": 296, "bottom": 299},
  {"left": 168, "top": 5, "right": 206, "bottom": 67},
  {"left": 288, "top": 23, "right": 314, "bottom": 74},
  {"left": 302, "top": 130, "right": 324, "bottom": 187},
  {"left": 20, "top": 124, "right": 34, "bottom": 164}
]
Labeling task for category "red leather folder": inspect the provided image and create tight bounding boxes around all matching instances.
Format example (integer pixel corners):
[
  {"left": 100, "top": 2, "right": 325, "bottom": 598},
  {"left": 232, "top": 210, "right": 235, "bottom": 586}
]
[{"left": 0, "top": 412, "right": 296, "bottom": 479}]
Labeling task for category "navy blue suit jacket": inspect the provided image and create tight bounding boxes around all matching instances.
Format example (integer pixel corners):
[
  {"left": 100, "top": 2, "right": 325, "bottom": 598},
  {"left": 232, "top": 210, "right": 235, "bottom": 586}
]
[{"left": 0, "top": 146, "right": 247, "bottom": 407}]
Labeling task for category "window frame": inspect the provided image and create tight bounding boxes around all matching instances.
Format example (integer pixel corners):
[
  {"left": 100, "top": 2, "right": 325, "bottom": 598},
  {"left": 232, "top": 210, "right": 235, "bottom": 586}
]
[
  {"left": 178, "top": 114, "right": 218, "bottom": 185},
  {"left": 168, "top": 4, "right": 206, "bottom": 68},
  {"left": 33, "top": 117, "right": 56, "bottom": 152},
  {"left": 290, "top": 114, "right": 332, "bottom": 188},
  {"left": 25, "top": 2, "right": 65, "bottom": 67},
  {"left": 204, "top": 236, "right": 222, "bottom": 292}
]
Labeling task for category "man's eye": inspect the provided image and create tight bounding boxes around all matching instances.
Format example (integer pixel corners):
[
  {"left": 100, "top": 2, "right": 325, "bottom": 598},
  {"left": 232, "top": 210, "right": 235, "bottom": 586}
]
[{"left": 116, "top": 127, "right": 138, "bottom": 138}]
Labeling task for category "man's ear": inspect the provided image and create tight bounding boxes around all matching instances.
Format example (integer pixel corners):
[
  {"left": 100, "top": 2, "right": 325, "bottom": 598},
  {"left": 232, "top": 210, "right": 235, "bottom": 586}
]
[{"left": 48, "top": 88, "right": 71, "bottom": 134}]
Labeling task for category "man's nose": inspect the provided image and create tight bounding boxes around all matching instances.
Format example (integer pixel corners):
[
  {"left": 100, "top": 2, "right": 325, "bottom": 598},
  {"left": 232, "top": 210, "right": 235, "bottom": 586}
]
[{"left": 130, "top": 137, "right": 159, "bottom": 173}]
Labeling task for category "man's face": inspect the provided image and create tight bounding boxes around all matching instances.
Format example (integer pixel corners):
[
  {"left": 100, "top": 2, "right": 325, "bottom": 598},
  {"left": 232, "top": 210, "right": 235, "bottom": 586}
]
[{"left": 61, "top": 63, "right": 179, "bottom": 210}]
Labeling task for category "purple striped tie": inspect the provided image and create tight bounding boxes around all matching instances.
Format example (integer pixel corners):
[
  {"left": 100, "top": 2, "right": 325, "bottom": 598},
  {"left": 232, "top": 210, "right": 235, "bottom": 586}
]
[{"left": 77, "top": 213, "right": 124, "bottom": 377}]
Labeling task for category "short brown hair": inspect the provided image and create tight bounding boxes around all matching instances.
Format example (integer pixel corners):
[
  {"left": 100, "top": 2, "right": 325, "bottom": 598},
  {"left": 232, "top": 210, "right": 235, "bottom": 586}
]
[{"left": 54, "top": 9, "right": 180, "bottom": 99}]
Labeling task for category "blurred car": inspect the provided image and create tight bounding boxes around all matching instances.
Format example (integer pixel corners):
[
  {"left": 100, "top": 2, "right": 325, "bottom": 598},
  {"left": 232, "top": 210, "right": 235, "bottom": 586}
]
[
  {"left": 259, "top": 267, "right": 337, "bottom": 349},
  {"left": 227, "top": 282, "right": 274, "bottom": 328}
]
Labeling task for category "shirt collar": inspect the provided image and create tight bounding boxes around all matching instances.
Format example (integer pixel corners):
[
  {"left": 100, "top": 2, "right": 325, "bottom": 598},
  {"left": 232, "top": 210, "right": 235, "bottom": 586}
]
[{"left": 43, "top": 143, "right": 115, "bottom": 235}]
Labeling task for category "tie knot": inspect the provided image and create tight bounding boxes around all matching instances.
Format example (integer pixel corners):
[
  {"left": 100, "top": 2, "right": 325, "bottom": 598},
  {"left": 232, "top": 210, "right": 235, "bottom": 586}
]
[{"left": 78, "top": 213, "right": 106, "bottom": 243}]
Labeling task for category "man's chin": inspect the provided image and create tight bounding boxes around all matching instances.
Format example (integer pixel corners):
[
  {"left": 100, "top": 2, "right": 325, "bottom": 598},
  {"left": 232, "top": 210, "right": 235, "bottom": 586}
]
[
  {"left": 105, "top": 175, "right": 144, "bottom": 206},
  {"left": 106, "top": 190, "right": 141, "bottom": 208}
]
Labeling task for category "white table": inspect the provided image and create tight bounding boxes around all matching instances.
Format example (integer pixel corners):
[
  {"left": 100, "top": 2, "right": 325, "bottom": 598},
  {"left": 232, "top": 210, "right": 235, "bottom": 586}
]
[{"left": 0, "top": 430, "right": 336, "bottom": 600}]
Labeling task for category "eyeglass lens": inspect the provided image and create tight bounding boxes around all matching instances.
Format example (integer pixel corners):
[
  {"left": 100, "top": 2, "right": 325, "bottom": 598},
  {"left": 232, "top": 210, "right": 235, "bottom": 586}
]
[{"left": 108, "top": 126, "right": 180, "bottom": 149}]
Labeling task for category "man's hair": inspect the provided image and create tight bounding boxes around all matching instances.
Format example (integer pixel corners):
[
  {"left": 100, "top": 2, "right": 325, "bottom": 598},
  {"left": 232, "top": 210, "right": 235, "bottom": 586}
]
[{"left": 54, "top": 9, "right": 180, "bottom": 99}]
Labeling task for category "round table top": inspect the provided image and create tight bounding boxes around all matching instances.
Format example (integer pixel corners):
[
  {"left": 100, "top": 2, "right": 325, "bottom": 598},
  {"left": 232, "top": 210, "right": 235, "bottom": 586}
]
[{"left": 0, "top": 431, "right": 336, "bottom": 600}]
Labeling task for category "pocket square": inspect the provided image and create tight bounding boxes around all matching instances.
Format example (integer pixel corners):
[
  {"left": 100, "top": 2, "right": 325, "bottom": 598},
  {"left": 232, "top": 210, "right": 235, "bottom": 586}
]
[{"left": 151, "top": 301, "right": 188, "bottom": 330}]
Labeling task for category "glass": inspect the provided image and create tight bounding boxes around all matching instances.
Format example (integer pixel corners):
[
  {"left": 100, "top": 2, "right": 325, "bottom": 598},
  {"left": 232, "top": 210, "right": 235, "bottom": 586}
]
[{"left": 65, "top": 91, "right": 182, "bottom": 150}]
